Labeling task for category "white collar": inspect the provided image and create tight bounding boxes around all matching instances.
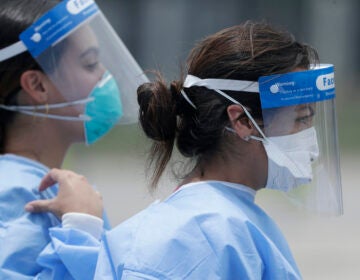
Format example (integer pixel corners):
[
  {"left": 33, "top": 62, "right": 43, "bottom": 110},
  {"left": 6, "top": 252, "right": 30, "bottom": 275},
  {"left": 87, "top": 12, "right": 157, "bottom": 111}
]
[{"left": 168, "top": 180, "right": 256, "bottom": 201}]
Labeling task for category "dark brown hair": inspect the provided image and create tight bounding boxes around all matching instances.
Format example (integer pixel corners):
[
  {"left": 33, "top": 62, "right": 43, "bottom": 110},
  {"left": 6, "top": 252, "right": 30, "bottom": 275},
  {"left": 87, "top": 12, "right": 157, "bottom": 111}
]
[
  {"left": 0, "top": 0, "right": 60, "bottom": 153},
  {"left": 137, "top": 21, "right": 319, "bottom": 189}
]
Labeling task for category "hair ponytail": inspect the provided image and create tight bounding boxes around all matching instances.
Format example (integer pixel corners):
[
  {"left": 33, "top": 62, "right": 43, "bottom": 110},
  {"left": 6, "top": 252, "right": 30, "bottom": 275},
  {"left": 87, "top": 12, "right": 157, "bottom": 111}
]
[{"left": 137, "top": 75, "right": 179, "bottom": 189}]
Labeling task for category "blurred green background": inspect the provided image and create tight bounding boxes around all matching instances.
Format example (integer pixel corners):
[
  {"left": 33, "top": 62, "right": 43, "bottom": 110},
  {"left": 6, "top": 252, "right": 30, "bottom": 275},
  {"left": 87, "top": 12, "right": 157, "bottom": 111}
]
[{"left": 63, "top": 1, "right": 359, "bottom": 279}]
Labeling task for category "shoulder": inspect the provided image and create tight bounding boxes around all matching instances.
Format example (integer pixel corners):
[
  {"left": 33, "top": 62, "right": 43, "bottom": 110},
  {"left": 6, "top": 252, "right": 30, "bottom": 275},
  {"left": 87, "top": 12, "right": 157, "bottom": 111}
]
[
  {"left": 107, "top": 181, "right": 262, "bottom": 249},
  {"left": 103, "top": 182, "right": 268, "bottom": 278},
  {"left": 104, "top": 201, "right": 220, "bottom": 279},
  {"left": 0, "top": 155, "right": 59, "bottom": 224},
  {"left": 0, "top": 154, "right": 57, "bottom": 200},
  {"left": 102, "top": 182, "right": 300, "bottom": 279}
]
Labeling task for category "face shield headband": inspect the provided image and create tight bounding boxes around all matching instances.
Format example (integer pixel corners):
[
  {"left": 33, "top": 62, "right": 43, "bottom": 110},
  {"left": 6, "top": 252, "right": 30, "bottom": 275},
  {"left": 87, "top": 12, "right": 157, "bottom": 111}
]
[
  {"left": 0, "top": 0, "right": 99, "bottom": 63},
  {"left": 181, "top": 64, "right": 335, "bottom": 137}
]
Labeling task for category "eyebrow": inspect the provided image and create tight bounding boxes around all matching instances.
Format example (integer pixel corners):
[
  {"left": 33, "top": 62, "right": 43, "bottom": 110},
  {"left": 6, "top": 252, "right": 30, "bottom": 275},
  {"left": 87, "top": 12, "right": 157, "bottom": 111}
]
[
  {"left": 79, "top": 47, "right": 99, "bottom": 59},
  {"left": 295, "top": 104, "right": 314, "bottom": 112}
]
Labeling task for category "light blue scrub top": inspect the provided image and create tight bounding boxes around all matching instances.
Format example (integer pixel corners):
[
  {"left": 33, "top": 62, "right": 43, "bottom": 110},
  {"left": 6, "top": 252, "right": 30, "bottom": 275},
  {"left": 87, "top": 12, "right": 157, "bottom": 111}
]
[
  {"left": 40, "top": 181, "right": 302, "bottom": 279},
  {"left": 0, "top": 154, "right": 60, "bottom": 279}
]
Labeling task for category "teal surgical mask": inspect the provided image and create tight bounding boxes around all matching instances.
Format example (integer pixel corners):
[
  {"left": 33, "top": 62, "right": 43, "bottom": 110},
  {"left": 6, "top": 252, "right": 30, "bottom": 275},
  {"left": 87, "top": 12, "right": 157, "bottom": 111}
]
[
  {"left": 0, "top": 71, "right": 123, "bottom": 145},
  {"left": 84, "top": 71, "right": 123, "bottom": 144}
]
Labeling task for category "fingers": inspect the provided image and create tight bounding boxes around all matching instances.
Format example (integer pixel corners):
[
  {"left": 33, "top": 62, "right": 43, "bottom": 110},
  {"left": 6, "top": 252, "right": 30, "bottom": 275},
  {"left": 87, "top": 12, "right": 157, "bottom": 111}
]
[
  {"left": 39, "top": 168, "right": 60, "bottom": 191},
  {"left": 95, "top": 190, "right": 102, "bottom": 199},
  {"left": 33, "top": 168, "right": 102, "bottom": 218},
  {"left": 39, "top": 168, "right": 81, "bottom": 191},
  {"left": 25, "top": 199, "right": 55, "bottom": 214}
]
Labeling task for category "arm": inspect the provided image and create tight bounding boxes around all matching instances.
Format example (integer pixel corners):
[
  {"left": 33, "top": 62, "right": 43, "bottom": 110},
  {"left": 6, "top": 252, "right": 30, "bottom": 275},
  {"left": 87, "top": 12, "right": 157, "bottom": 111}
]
[
  {"left": 24, "top": 169, "right": 106, "bottom": 279},
  {"left": 0, "top": 181, "right": 62, "bottom": 279},
  {"left": 37, "top": 215, "right": 104, "bottom": 280},
  {"left": 0, "top": 213, "right": 59, "bottom": 280}
]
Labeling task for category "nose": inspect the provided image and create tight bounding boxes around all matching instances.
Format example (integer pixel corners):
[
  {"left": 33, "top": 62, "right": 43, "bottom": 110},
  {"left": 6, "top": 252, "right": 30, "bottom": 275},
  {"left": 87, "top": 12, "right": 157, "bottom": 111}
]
[{"left": 98, "top": 64, "right": 106, "bottom": 81}]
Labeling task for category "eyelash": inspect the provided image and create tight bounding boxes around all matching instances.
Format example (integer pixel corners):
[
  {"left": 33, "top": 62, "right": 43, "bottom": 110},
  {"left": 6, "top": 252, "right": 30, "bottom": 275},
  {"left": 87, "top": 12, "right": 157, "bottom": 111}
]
[
  {"left": 296, "top": 112, "right": 315, "bottom": 124},
  {"left": 85, "top": 62, "right": 99, "bottom": 71},
  {"left": 295, "top": 105, "right": 315, "bottom": 124}
]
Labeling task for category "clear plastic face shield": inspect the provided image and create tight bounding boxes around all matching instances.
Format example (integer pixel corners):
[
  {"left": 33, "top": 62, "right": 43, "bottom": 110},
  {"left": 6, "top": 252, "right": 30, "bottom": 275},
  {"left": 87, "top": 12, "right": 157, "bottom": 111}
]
[
  {"left": 0, "top": 0, "right": 148, "bottom": 145},
  {"left": 181, "top": 64, "right": 343, "bottom": 216}
]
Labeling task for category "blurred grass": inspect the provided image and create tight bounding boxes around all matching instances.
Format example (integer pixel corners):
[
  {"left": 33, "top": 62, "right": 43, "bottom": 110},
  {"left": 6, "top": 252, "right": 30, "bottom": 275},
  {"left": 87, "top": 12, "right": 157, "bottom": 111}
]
[{"left": 63, "top": 124, "right": 150, "bottom": 169}]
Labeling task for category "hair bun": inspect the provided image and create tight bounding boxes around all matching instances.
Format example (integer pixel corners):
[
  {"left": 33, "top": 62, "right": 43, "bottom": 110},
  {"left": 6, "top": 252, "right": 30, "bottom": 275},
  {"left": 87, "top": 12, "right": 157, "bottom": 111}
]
[{"left": 137, "top": 79, "right": 177, "bottom": 142}]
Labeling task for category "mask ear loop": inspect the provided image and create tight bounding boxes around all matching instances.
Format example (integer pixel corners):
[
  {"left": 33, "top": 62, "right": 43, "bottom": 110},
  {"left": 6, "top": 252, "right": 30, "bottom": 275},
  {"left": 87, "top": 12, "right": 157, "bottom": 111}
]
[
  {"left": 181, "top": 76, "right": 268, "bottom": 143},
  {"left": 39, "top": 103, "right": 49, "bottom": 122},
  {"left": 212, "top": 88, "right": 268, "bottom": 143},
  {"left": 45, "top": 103, "right": 49, "bottom": 115},
  {"left": 0, "top": 97, "right": 94, "bottom": 121}
]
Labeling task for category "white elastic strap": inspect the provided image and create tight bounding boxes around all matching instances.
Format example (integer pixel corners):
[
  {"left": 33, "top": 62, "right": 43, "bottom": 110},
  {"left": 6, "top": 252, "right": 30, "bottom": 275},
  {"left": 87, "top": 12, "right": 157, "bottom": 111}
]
[
  {"left": 225, "top": 127, "right": 267, "bottom": 143},
  {"left": 180, "top": 89, "right": 197, "bottom": 109},
  {"left": 183, "top": 74, "right": 259, "bottom": 92},
  {"left": 181, "top": 74, "right": 266, "bottom": 139},
  {"left": 0, "top": 41, "right": 27, "bottom": 62},
  {"left": 213, "top": 88, "right": 266, "bottom": 139},
  {"left": 7, "top": 109, "right": 91, "bottom": 121},
  {"left": 98, "top": 73, "right": 112, "bottom": 87},
  {"left": 248, "top": 135, "right": 265, "bottom": 142},
  {"left": 0, "top": 97, "right": 94, "bottom": 121},
  {"left": 62, "top": 212, "right": 104, "bottom": 240},
  {"left": 181, "top": 74, "right": 259, "bottom": 110},
  {"left": 0, "top": 97, "right": 94, "bottom": 110}
]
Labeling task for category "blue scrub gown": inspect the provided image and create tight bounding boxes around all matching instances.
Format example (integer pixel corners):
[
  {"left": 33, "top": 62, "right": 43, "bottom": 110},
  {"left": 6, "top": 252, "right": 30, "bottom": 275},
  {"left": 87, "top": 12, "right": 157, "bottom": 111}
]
[
  {"left": 0, "top": 154, "right": 60, "bottom": 279},
  {"left": 0, "top": 154, "right": 110, "bottom": 279},
  {"left": 40, "top": 181, "right": 302, "bottom": 279}
]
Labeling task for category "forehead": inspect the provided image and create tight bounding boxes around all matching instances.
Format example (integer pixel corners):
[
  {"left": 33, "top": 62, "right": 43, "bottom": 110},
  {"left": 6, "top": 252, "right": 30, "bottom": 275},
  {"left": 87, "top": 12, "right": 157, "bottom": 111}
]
[
  {"left": 263, "top": 103, "right": 314, "bottom": 119},
  {"left": 63, "top": 25, "right": 99, "bottom": 54},
  {"left": 261, "top": 103, "right": 316, "bottom": 136}
]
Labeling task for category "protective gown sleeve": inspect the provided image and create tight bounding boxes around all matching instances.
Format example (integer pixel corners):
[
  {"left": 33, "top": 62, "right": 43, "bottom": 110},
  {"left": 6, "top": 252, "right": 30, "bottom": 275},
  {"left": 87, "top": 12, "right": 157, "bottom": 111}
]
[
  {"left": 36, "top": 213, "right": 106, "bottom": 280},
  {"left": 0, "top": 212, "right": 60, "bottom": 280},
  {"left": 37, "top": 227, "right": 102, "bottom": 280},
  {"left": 36, "top": 214, "right": 151, "bottom": 280},
  {"left": 0, "top": 186, "right": 62, "bottom": 279}
]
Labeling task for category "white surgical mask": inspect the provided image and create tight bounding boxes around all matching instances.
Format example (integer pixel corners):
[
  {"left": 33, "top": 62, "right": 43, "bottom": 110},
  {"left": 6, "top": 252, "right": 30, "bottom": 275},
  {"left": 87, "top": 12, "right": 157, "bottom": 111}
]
[
  {"left": 226, "top": 126, "right": 320, "bottom": 192},
  {"left": 261, "top": 127, "right": 319, "bottom": 192}
]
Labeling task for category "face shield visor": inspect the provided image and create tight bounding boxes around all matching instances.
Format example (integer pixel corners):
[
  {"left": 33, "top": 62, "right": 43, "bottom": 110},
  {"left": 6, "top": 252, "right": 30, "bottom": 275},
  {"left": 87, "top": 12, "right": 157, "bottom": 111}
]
[
  {"left": 257, "top": 65, "right": 342, "bottom": 215},
  {"left": 0, "top": 0, "right": 148, "bottom": 144},
  {"left": 181, "top": 64, "right": 343, "bottom": 216}
]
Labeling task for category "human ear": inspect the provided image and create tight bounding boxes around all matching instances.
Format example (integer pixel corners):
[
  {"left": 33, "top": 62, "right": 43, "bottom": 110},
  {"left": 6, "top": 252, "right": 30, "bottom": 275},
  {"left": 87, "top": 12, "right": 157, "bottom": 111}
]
[
  {"left": 227, "top": 104, "right": 254, "bottom": 141},
  {"left": 19, "top": 70, "right": 50, "bottom": 104}
]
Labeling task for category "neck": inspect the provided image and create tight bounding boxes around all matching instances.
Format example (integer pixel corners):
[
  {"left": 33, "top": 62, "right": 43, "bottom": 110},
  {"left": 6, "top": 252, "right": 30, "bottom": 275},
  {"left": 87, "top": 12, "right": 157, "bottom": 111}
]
[
  {"left": 4, "top": 117, "right": 72, "bottom": 169},
  {"left": 4, "top": 149, "right": 67, "bottom": 168},
  {"left": 181, "top": 145, "right": 267, "bottom": 191}
]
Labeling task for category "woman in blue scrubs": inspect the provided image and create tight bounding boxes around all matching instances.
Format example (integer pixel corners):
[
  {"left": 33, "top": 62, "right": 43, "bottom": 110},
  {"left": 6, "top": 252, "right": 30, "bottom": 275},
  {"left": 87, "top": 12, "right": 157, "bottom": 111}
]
[
  {"left": 0, "top": 2, "right": 69, "bottom": 278},
  {"left": 27, "top": 21, "right": 342, "bottom": 279},
  {"left": 0, "top": 0, "right": 146, "bottom": 278}
]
